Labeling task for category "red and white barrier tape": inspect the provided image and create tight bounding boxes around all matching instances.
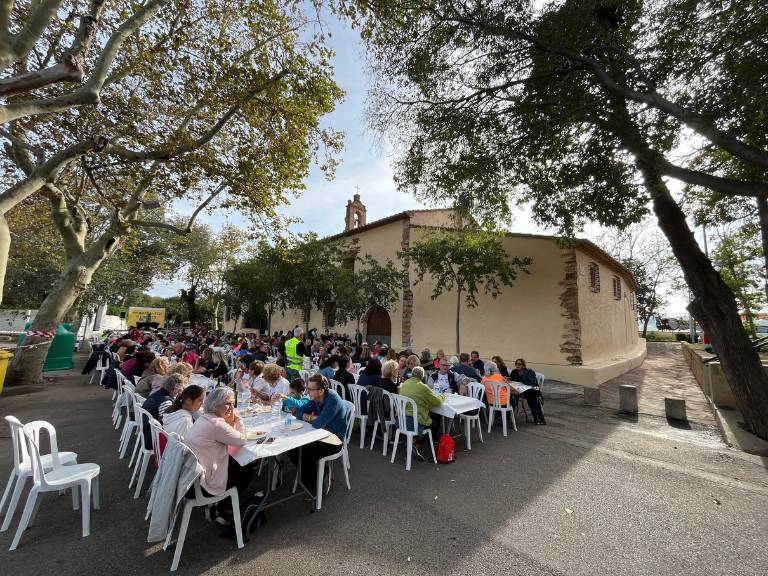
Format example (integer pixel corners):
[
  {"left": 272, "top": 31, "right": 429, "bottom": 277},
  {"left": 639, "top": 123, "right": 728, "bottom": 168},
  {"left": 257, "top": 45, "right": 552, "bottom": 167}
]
[{"left": 25, "top": 330, "right": 56, "bottom": 339}]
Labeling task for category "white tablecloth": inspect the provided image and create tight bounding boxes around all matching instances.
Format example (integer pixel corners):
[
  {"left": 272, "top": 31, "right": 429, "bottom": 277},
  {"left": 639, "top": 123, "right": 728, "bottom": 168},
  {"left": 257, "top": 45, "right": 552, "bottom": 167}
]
[
  {"left": 229, "top": 414, "right": 330, "bottom": 466},
  {"left": 431, "top": 393, "right": 484, "bottom": 419}
]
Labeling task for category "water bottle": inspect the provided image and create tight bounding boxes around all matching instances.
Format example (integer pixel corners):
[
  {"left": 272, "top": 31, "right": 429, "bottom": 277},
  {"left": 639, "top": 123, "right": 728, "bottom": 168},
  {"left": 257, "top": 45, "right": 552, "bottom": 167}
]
[
  {"left": 284, "top": 412, "right": 292, "bottom": 431},
  {"left": 271, "top": 400, "right": 282, "bottom": 422}
]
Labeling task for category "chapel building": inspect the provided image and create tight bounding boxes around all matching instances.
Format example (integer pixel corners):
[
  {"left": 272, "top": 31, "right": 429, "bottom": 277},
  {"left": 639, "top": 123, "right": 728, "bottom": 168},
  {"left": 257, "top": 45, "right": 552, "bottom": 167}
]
[{"left": 224, "top": 194, "right": 646, "bottom": 386}]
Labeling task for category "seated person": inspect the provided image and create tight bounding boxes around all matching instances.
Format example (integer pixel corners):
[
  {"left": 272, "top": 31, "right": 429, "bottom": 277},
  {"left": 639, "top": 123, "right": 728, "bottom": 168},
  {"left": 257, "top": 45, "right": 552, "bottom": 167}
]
[
  {"left": 290, "top": 375, "right": 349, "bottom": 490},
  {"left": 275, "top": 378, "right": 309, "bottom": 414},
  {"left": 374, "top": 359, "right": 400, "bottom": 394},
  {"left": 183, "top": 388, "right": 253, "bottom": 516},
  {"left": 318, "top": 354, "right": 338, "bottom": 382},
  {"left": 333, "top": 355, "right": 356, "bottom": 401},
  {"left": 142, "top": 374, "right": 185, "bottom": 448},
  {"left": 204, "top": 351, "right": 229, "bottom": 380},
  {"left": 419, "top": 349, "right": 433, "bottom": 370},
  {"left": 509, "top": 358, "right": 545, "bottom": 425},
  {"left": 481, "top": 361, "right": 509, "bottom": 407},
  {"left": 135, "top": 356, "right": 170, "bottom": 395},
  {"left": 357, "top": 358, "right": 382, "bottom": 387},
  {"left": 470, "top": 351, "right": 485, "bottom": 375},
  {"left": 452, "top": 352, "right": 481, "bottom": 381},
  {"left": 251, "top": 342, "right": 269, "bottom": 362},
  {"left": 251, "top": 363, "right": 289, "bottom": 402},
  {"left": 194, "top": 347, "right": 212, "bottom": 373},
  {"left": 401, "top": 354, "right": 420, "bottom": 381},
  {"left": 492, "top": 355, "right": 510, "bottom": 378},
  {"left": 163, "top": 385, "right": 206, "bottom": 439},
  {"left": 399, "top": 366, "right": 443, "bottom": 461},
  {"left": 428, "top": 358, "right": 462, "bottom": 394},
  {"left": 121, "top": 349, "right": 155, "bottom": 381}
]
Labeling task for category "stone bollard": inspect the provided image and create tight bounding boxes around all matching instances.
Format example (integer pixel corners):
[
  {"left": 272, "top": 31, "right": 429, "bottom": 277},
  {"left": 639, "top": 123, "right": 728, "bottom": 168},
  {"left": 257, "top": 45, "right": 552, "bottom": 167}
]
[
  {"left": 664, "top": 397, "right": 687, "bottom": 421},
  {"left": 584, "top": 387, "right": 601, "bottom": 406},
  {"left": 619, "top": 385, "right": 638, "bottom": 414}
]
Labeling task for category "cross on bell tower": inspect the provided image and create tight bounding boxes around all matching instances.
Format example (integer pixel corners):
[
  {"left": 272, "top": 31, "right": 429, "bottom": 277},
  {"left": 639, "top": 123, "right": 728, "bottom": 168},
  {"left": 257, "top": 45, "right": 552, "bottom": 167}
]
[{"left": 344, "top": 189, "right": 367, "bottom": 232}]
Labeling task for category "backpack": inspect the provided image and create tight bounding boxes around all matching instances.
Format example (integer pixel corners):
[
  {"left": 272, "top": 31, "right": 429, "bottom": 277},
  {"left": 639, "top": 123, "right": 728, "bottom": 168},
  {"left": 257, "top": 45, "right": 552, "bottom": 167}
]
[
  {"left": 221, "top": 492, "right": 266, "bottom": 541},
  {"left": 436, "top": 433, "right": 456, "bottom": 464}
]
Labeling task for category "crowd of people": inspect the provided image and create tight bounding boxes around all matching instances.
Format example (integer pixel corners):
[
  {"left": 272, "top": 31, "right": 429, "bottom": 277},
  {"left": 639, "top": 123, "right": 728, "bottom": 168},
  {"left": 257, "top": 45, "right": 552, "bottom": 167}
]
[{"left": 90, "top": 323, "right": 545, "bottom": 523}]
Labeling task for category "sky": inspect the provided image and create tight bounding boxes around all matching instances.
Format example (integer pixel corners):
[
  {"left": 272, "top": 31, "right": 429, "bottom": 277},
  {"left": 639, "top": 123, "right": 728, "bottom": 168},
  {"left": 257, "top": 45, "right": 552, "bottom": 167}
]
[
  {"left": 149, "top": 11, "right": 692, "bottom": 315},
  {"left": 150, "top": 13, "right": 553, "bottom": 299}
]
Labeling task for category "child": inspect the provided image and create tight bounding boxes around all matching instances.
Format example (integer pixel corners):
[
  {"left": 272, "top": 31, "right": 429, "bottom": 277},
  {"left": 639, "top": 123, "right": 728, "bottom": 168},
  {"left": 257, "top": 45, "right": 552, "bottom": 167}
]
[{"left": 277, "top": 378, "right": 309, "bottom": 415}]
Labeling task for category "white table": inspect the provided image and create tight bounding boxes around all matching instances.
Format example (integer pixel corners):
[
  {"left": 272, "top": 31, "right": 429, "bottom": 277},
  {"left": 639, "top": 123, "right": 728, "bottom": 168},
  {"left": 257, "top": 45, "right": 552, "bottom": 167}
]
[
  {"left": 229, "top": 413, "right": 330, "bottom": 466},
  {"left": 229, "top": 412, "right": 331, "bottom": 535},
  {"left": 431, "top": 393, "right": 485, "bottom": 450}
]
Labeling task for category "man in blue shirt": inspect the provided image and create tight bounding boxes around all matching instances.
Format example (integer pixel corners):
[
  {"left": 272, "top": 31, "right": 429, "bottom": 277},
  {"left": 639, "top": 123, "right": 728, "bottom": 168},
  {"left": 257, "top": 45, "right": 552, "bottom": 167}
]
[
  {"left": 452, "top": 353, "right": 481, "bottom": 381},
  {"left": 290, "top": 374, "right": 349, "bottom": 493},
  {"left": 471, "top": 351, "right": 485, "bottom": 376}
]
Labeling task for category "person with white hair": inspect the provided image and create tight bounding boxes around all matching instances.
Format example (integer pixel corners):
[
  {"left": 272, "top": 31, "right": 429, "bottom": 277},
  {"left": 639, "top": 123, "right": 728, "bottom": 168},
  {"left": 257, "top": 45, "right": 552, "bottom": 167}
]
[
  {"left": 183, "top": 387, "right": 253, "bottom": 516},
  {"left": 481, "top": 360, "right": 510, "bottom": 407},
  {"left": 399, "top": 366, "right": 444, "bottom": 462},
  {"left": 284, "top": 326, "right": 311, "bottom": 382}
]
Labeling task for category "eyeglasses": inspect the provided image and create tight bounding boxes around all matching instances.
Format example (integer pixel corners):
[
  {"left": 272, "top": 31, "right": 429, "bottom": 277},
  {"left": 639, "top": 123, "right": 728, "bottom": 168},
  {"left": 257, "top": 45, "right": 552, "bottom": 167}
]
[{"left": 307, "top": 387, "right": 323, "bottom": 392}]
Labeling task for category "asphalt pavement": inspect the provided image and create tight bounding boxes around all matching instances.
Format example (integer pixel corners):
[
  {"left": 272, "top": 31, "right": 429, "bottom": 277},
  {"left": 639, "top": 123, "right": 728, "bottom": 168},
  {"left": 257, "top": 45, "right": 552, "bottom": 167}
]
[{"left": 1, "top": 358, "right": 767, "bottom": 576}]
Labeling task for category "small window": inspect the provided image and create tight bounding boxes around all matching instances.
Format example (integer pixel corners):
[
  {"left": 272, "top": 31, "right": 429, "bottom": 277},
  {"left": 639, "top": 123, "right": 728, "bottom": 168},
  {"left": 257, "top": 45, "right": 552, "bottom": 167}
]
[
  {"left": 630, "top": 292, "right": 636, "bottom": 310},
  {"left": 589, "top": 262, "right": 600, "bottom": 293},
  {"left": 612, "top": 276, "right": 622, "bottom": 300}
]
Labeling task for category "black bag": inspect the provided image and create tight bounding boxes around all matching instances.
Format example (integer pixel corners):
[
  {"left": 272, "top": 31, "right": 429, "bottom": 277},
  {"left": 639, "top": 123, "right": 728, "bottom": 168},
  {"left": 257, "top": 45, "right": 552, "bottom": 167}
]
[{"left": 221, "top": 492, "right": 267, "bottom": 541}]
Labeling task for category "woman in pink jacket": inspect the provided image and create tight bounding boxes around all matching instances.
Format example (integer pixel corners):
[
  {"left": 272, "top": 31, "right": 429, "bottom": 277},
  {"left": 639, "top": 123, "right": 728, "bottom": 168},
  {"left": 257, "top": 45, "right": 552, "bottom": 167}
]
[{"left": 183, "top": 387, "right": 253, "bottom": 517}]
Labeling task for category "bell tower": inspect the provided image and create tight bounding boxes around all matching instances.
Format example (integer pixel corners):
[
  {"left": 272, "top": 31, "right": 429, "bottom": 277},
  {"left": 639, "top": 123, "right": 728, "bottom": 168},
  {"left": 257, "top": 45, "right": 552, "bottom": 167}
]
[{"left": 344, "top": 191, "right": 367, "bottom": 232}]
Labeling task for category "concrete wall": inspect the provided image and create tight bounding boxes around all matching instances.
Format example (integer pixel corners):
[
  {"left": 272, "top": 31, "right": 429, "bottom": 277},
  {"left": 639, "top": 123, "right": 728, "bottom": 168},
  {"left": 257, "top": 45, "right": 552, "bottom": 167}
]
[
  {"left": 680, "top": 342, "right": 739, "bottom": 408},
  {"left": 408, "top": 228, "right": 570, "bottom": 366},
  {"left": 574, "top": 249, "right": 640, "bottom": 364}
]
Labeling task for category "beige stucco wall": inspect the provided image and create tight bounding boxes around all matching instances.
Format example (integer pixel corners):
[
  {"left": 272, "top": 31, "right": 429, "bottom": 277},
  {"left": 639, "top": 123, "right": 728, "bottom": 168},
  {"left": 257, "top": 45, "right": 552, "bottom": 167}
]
[
  {"left": 408, "top": 228, "right": 571, "bottom": 366},
  {"left": 574, "top": 248, "right": 641, "bottom": 365}
]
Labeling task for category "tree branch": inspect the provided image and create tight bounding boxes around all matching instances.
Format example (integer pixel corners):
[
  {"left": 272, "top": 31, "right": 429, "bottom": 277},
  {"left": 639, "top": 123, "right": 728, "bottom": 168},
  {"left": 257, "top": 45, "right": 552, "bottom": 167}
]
[
  {"left": 0, "top": 136, "right": 108, "bottom": 214},
  {"left": 131, "top": 182, "right": 227, "bottom": 234},
  {"left": 0, "top": 0, "right": 64, "bottom": 70},
  {"left": 107, "top": 69, "right": 289, "bottom": 161},
  {"left": 0, "top": 0, "right": 107, "bottom": 96},
  {"left": 0, "top": 0, "right": 169, "bottom": 124},
  {"left": 40, "top": 183, "right": 86, "bottom": 256},
  {"left": 0, "top": 126, "right": 45, "bottom": 164}
]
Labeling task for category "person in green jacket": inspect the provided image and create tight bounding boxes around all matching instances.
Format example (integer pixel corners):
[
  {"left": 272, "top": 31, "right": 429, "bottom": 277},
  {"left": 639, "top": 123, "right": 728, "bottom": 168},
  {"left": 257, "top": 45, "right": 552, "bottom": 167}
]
[{"left": 398, "top": 366, "right": 444, "bottom": 462}]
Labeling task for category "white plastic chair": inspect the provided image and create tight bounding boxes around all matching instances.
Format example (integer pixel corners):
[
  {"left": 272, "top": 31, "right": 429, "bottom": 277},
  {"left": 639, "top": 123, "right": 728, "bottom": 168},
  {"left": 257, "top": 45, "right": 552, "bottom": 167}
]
[
  {"left": 351, "top": 362, "right": 361, "bottom": 374},
  {"left": 461, "top": 382, "right": 486, "bottom": 450},
  {"left": 1, "top": 417, "right": 79, "bottom": 533},
  {"left": 329, "top": 379, "right": 345, "bottom": 398},
  {"left": 316, "top": 401, "right": 355, "bottom": 511},
  {"left": 389, "top": 393, "right": 437, "bottom": 471},
  {"left": 9, "top": 426, "right": 100, "bottom": 551},
  {"left": 128, "top": 406, "right": 157, "bottom": 499},
  {"left": 298, "top": 369, "right": 310, "bottom": 383},
  {"left": 118, "top": 388, "right": 140, "bottom": 459},
  {"left": 347, "top": 384, "right": 369, "bottom": 449},
  {"left": 88, "top": 351, "right": 110, "bottom": 385},
  {"left": 162, "top": 438, "right": 243, "bottom": 572},
  {"left": 369, "top": 390, "right": 397, "bottom": 456},
  {"left": 126, "top": 394, "right": 147, "bottom": 467},
  {"left": 486, "top": 381, "right": 517, "bottom": 436}
]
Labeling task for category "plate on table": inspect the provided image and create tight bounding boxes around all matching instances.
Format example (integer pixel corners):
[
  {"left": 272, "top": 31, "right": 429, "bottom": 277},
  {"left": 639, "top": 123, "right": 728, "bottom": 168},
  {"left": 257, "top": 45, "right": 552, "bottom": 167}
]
[
  {"left": 289, "top": 422, "right": 304, "bottom": 431},
  {"left": 246, "top": 430, "right": 267, "bottom": 440}
]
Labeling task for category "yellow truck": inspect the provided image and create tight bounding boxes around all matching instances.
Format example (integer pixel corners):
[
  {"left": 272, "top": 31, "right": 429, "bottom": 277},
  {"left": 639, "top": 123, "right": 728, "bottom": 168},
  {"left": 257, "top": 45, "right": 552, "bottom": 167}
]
[{"left": 127, "top": 307, "right": 166, "bottom": 329}]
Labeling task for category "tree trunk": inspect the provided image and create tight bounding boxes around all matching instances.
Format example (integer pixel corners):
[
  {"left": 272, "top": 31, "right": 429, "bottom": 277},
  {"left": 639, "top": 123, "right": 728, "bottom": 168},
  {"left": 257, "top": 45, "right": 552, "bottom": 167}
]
[
  {"left": 267, "top": 303, "right": 273, "bottom": 337},
  {"left": 455, "top": 288, "right": 461, "bottom": 355},
  {"left": 0, "top": 213, "right": 9, "bottom": 306},
  {"left": 5, "top": 251, "right": 107, "bottom": 386},
  {"left": 639, "top": 160, "right": 768, "bottom": 439},
  {"left": 756, "top": 195, "right": 768, "bottom": 304},
  {"left": 213, "top": 300, "right": 220, "bottom": 331},
  {"left": 641, "top": 315, "right": 651, "bottom": 338}
]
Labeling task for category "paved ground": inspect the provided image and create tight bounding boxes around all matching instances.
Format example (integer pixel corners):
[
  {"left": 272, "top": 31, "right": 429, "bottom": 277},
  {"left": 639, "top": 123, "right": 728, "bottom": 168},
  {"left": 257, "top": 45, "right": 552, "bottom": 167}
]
[
  {"left": 599, "top": 342, "right": 715, "bottom": 425},
  {"left": 1, "top": 355, "right": 767, "bottom": 575}
]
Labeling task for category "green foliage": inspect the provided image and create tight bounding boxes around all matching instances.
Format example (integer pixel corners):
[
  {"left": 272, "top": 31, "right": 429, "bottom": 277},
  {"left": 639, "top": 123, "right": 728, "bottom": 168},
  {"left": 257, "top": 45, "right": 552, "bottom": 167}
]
[
  {"left": 402, "top": 229, "right": 531, "bottom": 307},
  {"left": 711, "top": 224, "right": 765, "bottom": 337},
  {"left": 333, "top": 254, "right": 403, "bottom": 327}
]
